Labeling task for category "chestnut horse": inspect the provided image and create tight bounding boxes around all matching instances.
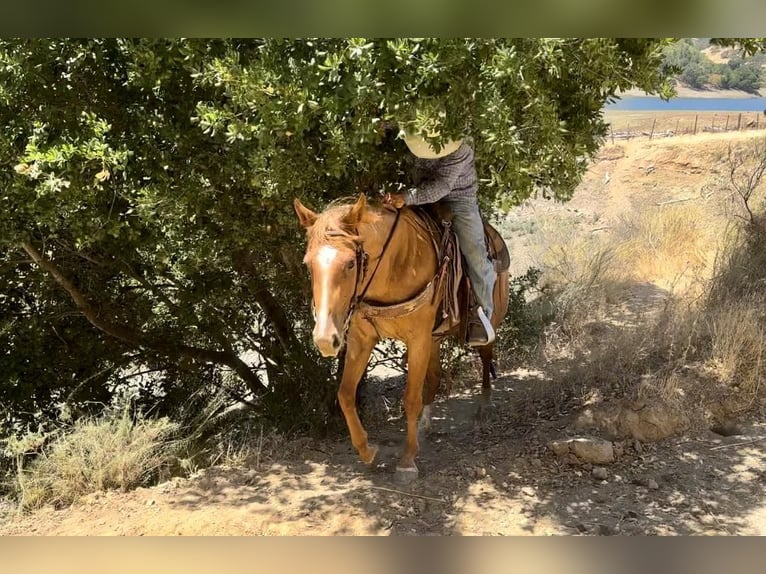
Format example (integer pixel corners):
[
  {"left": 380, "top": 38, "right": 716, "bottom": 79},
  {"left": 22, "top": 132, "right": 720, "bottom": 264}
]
[{"left": 294, "top": 194, "right": 508, "bottom": 484}]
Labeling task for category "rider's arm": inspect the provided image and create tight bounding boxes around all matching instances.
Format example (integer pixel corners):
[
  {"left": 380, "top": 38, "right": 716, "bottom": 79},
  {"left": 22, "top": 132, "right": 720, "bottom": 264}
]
[{"left": 404, "top": 142, "right": 474, "bottom": 206}]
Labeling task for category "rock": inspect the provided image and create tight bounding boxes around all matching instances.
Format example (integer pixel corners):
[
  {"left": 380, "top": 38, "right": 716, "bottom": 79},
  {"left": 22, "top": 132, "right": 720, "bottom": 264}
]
[
  {"left": 549, "top": 440, "right": 571, "bottom": 457},
  {"left": 632, "top": 476, "right": 659, "bottom": 490},
  {"left": 571, "top": 438, "right": 614, "bottom": 464},
  {"left": 521, "top": 486, "right": 536, "bottom": 497},
  {"left": 474, "top": 467, "right": 487, "bottom": 478},
  {"left": 592, "top": 466, "right": 608, "bottom": 480},
  {"left": 573, "top": 400, "right": 689, "bottom": 442},
  {"left": 145, "top": 499, "right": 156, "bottom": 506},
  {"left": 710, "top": 420, "right": 743, "bottom": 437},
  {"left": 549, "top": 437, "right": 615, "bottom": 464}
]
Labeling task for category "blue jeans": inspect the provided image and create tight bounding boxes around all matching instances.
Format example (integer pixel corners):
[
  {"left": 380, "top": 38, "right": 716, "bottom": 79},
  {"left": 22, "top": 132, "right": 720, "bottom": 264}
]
[{"left": 441, "top": 195, "right": 496, "bottom": 319}]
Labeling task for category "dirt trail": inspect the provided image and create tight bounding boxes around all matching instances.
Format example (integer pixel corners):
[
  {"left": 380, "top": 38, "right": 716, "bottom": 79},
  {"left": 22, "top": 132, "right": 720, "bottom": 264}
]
[
  {"left": 2, "top": 375, "right": 764, "bottom": 536},
  {"left": 3, "top": 129, "right": 766, "bottom": 536}
]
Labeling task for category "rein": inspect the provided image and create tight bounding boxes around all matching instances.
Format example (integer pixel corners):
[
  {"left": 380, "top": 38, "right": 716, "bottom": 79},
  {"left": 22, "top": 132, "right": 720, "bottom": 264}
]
[
  {"left": 356, "top": 209, "right": 401, "bottom": 303},
  {"left": 339, "top": 208, "right": 401, "bottom": 336}
]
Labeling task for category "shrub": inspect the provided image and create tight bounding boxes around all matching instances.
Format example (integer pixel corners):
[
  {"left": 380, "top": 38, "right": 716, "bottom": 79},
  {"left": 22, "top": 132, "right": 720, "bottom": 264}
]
[{"left": 5, "top": 406, "right": 180, "bottom": 510}]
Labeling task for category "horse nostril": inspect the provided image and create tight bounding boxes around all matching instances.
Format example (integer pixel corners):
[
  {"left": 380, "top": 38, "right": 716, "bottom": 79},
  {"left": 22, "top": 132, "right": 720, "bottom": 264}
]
[{"left": 331, "top": 334, "right": 340, "bottom": 349}]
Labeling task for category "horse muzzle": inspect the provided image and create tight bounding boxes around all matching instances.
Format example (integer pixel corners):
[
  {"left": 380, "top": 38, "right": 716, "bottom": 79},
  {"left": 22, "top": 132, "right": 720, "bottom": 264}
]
[{"left": 313, "top": 320, "right": 343, "bottom": 357}]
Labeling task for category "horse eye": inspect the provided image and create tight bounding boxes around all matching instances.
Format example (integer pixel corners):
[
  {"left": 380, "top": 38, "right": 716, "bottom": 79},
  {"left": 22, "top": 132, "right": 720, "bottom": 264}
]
[{"left": 346, "top": 260, "right": 355, "bottom": 270}]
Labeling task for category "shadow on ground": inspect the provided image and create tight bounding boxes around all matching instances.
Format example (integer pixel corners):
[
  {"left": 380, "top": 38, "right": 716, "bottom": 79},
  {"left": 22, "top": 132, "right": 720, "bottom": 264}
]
[{"left": 165, "top": 360, "right": 766, "bottom": 536}]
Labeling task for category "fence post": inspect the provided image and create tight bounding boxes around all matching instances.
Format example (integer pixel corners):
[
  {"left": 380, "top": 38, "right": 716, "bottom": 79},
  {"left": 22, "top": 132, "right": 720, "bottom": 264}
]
[
  {"left": 693, "top": 114, "right": 698, "bottom": 135},
  {"left": 610, "top": 125, "right": 614, "bottom": 145},
  {"left": 675, "top": 118, "right": 680, "bottom": 135},
  {"left": 649, "top": 118, "right": 656, "bottom": 140},
  {"left": 725, "top": 115, "right": 730, "bottom": 131},
  {"left": 737, "top": 113, "right": 742, "bottom": 131}
]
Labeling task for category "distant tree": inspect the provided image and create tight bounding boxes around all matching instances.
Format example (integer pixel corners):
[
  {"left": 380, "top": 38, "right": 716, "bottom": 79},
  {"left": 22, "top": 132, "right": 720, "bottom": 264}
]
[
  {"left": 663, "top": 38, "right": 765, "bottom": 94},
  {"left": 681, "top": 62, "right": 710, "bottom": 89},
  {"left": 663, "top": 38, "right": 715, "bottom": 90}
]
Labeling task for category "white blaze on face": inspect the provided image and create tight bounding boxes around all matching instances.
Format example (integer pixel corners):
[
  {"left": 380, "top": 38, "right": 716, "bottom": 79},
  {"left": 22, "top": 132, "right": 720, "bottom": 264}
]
[{"left": 314, "top": 245, "right": 339, "bottom": 334}]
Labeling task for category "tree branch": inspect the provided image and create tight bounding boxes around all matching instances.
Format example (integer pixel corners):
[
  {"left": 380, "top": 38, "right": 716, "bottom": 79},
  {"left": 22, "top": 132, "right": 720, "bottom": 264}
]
[
  {"left": 233, "top": 250, "right": 309, "bottom": 359},
  {"left": 21, "top": 240, "right": 267, "bottom": 394}
]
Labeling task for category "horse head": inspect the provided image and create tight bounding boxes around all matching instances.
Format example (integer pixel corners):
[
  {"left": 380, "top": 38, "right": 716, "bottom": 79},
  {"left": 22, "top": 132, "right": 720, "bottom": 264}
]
[{"left": 293, "top": 194, "right": 370, "bottom": 357}]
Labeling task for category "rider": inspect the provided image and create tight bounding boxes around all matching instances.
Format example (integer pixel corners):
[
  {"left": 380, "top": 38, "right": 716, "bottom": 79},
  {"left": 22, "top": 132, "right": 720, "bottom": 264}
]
[{"left": 384, "top": 131, "right": 497, "bottom": 347}]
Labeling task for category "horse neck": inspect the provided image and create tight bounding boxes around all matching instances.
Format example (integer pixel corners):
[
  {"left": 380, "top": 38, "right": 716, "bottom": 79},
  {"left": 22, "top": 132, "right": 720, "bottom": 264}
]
[{"left": 358, "top": 209, "right": 437, "bottom": 305}]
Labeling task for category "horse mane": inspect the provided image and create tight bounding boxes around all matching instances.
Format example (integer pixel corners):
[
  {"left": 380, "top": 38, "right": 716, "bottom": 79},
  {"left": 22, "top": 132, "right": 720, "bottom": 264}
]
[{"left": 305, "top": 197, "right": 386, "bottom": 253}]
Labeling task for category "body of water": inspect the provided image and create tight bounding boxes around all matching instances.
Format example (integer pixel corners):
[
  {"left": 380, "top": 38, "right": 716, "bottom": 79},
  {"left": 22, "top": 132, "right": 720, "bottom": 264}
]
[{"left": 607, "top": 97, "right": 766, "bottom": 112}]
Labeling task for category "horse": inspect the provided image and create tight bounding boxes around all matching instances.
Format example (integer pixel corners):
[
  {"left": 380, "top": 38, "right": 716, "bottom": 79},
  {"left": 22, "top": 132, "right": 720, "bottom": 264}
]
[{"left": 293, "top": 193, "right": 509, "bottom": 484}]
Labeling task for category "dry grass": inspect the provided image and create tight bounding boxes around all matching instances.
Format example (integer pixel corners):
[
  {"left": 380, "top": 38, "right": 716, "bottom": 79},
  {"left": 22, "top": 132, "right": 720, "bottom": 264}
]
[
  {"left": 535, "top": 202, "right": 712, "bottom": 347},
  {"left": 707, "top": 300, "right": 765, "bottom": 395},
  {"left": 529, "top": 135, "right": 766, "bottom": 429},
  {"left": 8, "top": 408, "right": 179, "bottom": 510},
  {"left": 703, "top": 219, "right": 766, "bottom": 398},
  {"left": 168, "top": 391, "right": 294, "bottom": 475},
  {"left": 614, "top": 203, "right": 713, "bottom": 293},
  {"left": 551, "top": 219, "right": 766, "bottom": 421},
  {"left": 535, "top": 218, "right": 623, "bottom": 344},
  {"left": 1, "top": 393, "right": 295, "bottom": 512}
]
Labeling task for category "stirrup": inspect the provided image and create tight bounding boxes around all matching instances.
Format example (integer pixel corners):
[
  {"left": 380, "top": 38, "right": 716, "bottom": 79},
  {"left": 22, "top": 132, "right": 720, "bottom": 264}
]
[{"left": 467, "top": 306, "right": 495, "bottom": 346}]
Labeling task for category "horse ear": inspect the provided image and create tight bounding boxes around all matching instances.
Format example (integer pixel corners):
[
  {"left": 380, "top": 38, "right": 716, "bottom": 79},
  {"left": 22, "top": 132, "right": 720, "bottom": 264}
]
[
  {"left": 293, "top": 198, "right": 317, "bottom": 229},
  {"left": 344, "top": 193, "right": 367, "bottom": 226}
]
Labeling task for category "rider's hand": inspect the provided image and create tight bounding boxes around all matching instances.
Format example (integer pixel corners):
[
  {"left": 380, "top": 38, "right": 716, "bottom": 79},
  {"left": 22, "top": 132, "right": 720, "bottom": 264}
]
[{"left": 383, "top": 192, "right": 406, "bottom": 209}]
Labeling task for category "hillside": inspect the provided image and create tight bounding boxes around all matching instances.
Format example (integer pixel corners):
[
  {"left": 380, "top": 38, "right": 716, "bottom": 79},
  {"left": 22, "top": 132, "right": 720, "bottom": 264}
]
[{"left": 662, "top": 38, "right": 766, "bottom": 95}]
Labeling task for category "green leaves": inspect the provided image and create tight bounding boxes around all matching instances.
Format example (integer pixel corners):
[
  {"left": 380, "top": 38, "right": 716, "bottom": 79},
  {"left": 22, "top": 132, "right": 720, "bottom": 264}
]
[{"left": 0, "top": 38, "right": 679, "bottom": 434}]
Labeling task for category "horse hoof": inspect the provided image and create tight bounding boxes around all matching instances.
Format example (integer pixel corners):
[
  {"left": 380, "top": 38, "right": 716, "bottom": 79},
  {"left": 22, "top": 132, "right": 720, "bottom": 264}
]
[
  {"left": 361, "top": 444, "right": 379, "bottom": 466},
  {"left": 394, "top": 465, "right": 419, "bottom": 486}
]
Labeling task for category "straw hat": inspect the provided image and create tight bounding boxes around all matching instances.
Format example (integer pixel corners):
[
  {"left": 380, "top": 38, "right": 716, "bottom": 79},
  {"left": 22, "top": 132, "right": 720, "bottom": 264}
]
[{"left": 403, "top": 132, "right": 463, "bottom": 159}]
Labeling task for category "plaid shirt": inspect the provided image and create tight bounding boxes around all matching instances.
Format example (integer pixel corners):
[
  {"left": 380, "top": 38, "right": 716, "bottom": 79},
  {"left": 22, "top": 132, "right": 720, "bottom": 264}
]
[{"left": 404, "top": 141, "right": 478, "bottom": 206}]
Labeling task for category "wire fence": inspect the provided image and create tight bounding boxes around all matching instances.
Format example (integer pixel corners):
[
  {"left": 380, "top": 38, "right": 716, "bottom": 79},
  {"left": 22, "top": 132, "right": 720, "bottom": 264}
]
[{"left": 608, "top": 111, "right": 766, "bottom": 142}]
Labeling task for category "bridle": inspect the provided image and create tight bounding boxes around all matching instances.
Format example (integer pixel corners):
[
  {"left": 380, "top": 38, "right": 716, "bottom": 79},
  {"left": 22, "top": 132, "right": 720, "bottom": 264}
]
[{"left": 324, "top": 209, "right": 402, "bottom": 342}]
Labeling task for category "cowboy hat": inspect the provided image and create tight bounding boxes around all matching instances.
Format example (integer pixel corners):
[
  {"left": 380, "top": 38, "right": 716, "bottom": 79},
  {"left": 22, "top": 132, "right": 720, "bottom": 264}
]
[{"left": 403, "top": 132, "right": 463, "bottom": 159}]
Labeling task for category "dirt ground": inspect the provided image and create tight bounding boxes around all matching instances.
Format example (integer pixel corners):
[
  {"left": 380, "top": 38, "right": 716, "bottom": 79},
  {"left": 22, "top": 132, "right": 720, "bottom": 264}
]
[
  {"left": 2, "top": 121, "right": 766, "bottom": 537},
  {"left": 1, "top": 376, "right": 764, "bottom": 536}
]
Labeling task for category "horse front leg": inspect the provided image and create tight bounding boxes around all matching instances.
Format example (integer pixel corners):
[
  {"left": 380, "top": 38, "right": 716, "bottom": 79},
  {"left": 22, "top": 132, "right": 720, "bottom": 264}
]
[
  {"left": 337, "top": 328, "right": 379, "bottom": 466},
  {"left": 395, "top": 333, "right": 432, "bottom": 485}
]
